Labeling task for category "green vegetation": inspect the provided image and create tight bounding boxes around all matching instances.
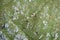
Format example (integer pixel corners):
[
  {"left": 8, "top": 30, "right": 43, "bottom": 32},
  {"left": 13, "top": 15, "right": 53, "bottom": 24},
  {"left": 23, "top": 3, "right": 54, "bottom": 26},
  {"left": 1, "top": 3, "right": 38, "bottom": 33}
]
[{"left": 0, "top": 0, "right": 60, "bottom": 40}]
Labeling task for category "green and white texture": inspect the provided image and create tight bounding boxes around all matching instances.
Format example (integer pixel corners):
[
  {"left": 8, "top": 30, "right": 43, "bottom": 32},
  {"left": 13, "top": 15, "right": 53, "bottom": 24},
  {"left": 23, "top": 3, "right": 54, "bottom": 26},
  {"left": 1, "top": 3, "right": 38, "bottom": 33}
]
[{"left": 0, "top": 0, "right": 60, "bottom": 40}]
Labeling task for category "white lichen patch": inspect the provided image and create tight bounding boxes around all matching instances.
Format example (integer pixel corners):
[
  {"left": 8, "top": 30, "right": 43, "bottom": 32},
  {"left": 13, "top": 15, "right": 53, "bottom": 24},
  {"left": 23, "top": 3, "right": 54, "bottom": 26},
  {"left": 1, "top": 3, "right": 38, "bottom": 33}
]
[
  {"left": 54, "top": 33, "right": 58, "bottom": 40},
  {"left": 12, "top": 15, "right": 19, "bottom": 20},
  {"left": 43, "top": 5, "right": 49, "bottom": 13},
  {"left": 13, "top": 15, "right": 17, "bottom": 20},
  {"left": 43, "top": 20, "right": 48, "bottom": 29},
  {"left": 20, "top": 10, "right": 24, "bottom": 15},
  {"left": 43, "top": 20, "right": 48, "bottom": 26},
  {"left": 12, "top": 6, "right": 19, "bottom": 13},
  {"left": 14, "top": 34, "right": 28, "bottom": 40},
  {"left": 29, "top": 0, "right": 32, "bottom": 2},
  {"left": 26, "top": 16, "right": 30, "bottom": 19},
  {"left": 5, "top": 23, "right": 9, "bottom": 28},
  {"left": 39, "top": 34, "right": 43, "bottom": 39}
]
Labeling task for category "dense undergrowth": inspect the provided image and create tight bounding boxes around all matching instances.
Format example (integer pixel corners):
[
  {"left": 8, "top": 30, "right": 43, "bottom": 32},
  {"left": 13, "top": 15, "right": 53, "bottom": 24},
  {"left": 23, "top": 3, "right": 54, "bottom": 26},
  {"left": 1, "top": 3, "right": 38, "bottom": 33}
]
[{"left": 0, "top": 0, "right": 60, "bottom": 40}]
